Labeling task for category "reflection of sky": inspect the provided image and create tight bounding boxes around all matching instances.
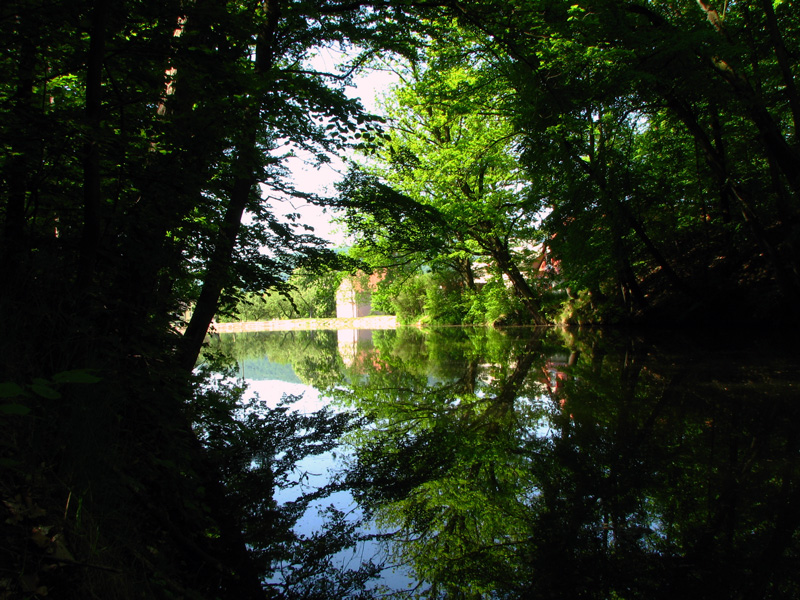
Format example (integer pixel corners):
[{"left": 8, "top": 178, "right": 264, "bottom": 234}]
[
  {"left": 242, "top": 376, "right": 415, "bottom": 591},
  {"left": 247, "top": 379, "right": 324, "bottom": 412},
  {"left": 230, "top": 334, "right": 566, "bottom": 594}
]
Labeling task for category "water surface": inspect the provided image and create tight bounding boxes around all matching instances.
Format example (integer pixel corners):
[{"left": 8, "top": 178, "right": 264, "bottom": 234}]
[{"left": 211, "top": 327, "right": 800, "bottom": 599}]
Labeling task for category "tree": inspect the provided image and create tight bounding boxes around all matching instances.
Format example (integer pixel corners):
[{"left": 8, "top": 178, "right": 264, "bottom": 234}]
[
  {"left": 337, "top": 28, "right": 552, "bottom": 325},
  {"left": 446, "top": 0, "right": 800, "bottom": 322},
  {"left": 333, "top": 327, "right": 800, "bottom": 598},
  {"left": 223, "top": 267, "right": 345, "bottom": 321},
  {"left": 332, "top": 0, "right": 800, "bottom": 325}
]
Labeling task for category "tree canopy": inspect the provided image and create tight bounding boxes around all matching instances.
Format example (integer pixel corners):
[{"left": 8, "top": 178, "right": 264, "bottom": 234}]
[
  {"left": 325, "top": 327, "right": 800, "bottom": 599},
  {"left": 337, "top": 0, "right": 800, "bottom": 325}
]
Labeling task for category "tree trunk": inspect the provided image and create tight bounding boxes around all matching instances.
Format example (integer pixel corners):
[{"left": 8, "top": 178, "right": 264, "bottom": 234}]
[
  {"left": 178, "top": 171, "right": 255, "bottom": 371},
  {"left": 612, "top": 226, "right": 648, "bottom": 315},
  {"left": 710, "top": 57, "right": 800, "bottom": 197},
  {"left": 454, "top": 254, "right": 477, "bottom": 291},
  {"left": 666, "top": 95, "right": 800, "bottom": 299},
  {"left": 487, "top": 235, "right": 548, "bottom": 325},
  {"left": 622, "top": 201, "right": 699, "bottom": 301},
  {"left": 2, "top": 29, "right": 36, "bottom": 270},
  {"left": 759, "top": 0, "right": 800, "bottom": 137},
  {"left": 113, "top": 5, "right": 224, "bottom": 331},
  {"left": 694, "top": 0, "right": 800, "bottom": 197},
  {"left": 78, "top": 0, "right": 107, "bottom": 289},
  {"left": 178, "top": 0, "right": 282, "bottom": 371}
]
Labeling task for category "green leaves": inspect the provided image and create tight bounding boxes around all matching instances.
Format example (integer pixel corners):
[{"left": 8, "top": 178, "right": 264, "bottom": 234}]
[
  {"left": 30, "top": 379, "right": 61, "bottom": 400},
  {"left": 446, "top": 0, "right": 800, "bottom": 322},
  {"left": 339, "top": 27, "right": 551, "bottom": 324},
  {"left": 52, "top": 369, "right": 103, "bottom": 384},
  {"left": 0, "top": 403, "right": 30, "bottom": 416},
  {"left": 0, "top": 382, "right": 24, "bottom": 398},
  {"left": 0, "top": 370, "right": 102, "bottom": 416}
]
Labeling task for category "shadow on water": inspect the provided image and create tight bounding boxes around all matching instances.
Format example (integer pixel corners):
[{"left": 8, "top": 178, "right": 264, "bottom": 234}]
[{"left": 207, "top": 326, "right": 800, "bottom": 599}]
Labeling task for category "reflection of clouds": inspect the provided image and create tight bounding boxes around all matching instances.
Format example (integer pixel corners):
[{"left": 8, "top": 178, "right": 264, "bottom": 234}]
[
  {"left": 243, "top": 373, "right": 413, "bottom": 589},
  {"left": 245, "top": 379, "right": 325, "bottom": 414}
]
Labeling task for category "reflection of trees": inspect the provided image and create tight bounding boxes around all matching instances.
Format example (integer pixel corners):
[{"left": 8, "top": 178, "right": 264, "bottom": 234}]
[
  {"left": 337, "top": 331, "right": 800, "bottom": 599},
  {"left": 206, "top": 330, "right": 343, "bottom": 388},
  {"left": 331, "top": 328, "right": 551, "bottom": 596}
]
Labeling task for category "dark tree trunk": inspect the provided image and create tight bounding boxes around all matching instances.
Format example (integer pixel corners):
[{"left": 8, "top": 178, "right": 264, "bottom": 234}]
[
  {"left": 112, "top": 4, "right": 226, "bottom": 332},
  {"left": 2, "top": 30, "right": 36, "bottom": 270},
  {"left": 178, "top": 170, "right": 255, "bottom": 371},
  {"left": 693, "top": 0, "right": 800, "bottom": 197},
  {"left": 613, "top": 230, "right": 648, "bottom": 314},
  {"left": 710, "top": 107, "right": 731, "bottom": 223},
  {"left": 78, "top": 0, "right": 108, "bottom": 289},
  {"left": 486, "top": 235, "right": 549, "bottom": 325},
  {"left": 711, "top": 59, "right": 800, "bottom": 197},
  {"left": 759, "top": 0, "right": 800, "bottom": 138},
  {"left": 178, "top": 0, "right": 282, "bottom": 371},
  {"left": 454, "top": 254, "right": 477, "bottom": 291},
  {"left": 666, "top": 95, "right": 800, "bottom": 299},
  {"left": 622, "top": 202, "right": 699, "bottom": 301}
]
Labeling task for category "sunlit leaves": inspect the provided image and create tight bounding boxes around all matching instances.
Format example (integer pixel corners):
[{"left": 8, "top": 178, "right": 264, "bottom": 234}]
[{"left": 337, "top": 24, "right": 551, "bottom": 324}]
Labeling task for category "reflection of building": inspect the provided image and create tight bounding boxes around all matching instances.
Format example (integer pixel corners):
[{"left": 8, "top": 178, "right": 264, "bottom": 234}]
[
  {"left": 337, "top": 328, "right": 374, "bottom": 367},
  {"left": 335, "top": 271, "right": 385, "bottom": 318},
  {"left": 336, "top": 328, "right": 390, "bottom": 374},
  {"left": 541, "top": 352, "right": 577, "bottom": 410}
]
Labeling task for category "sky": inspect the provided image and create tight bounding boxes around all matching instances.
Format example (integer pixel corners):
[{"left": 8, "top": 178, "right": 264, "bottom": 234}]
[{"left": 272, "top": 49, "right": 399, "bottom": 246}]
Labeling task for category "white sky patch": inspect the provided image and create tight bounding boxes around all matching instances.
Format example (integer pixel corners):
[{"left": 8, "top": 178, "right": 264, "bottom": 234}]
[{"left": 265, "top": 48, "right": 399, "bottom": 247}]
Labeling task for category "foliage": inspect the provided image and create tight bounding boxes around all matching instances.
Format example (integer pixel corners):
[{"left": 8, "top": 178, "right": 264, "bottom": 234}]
[
  {"left": 336, "top": 26, "right": 551, "bottom": 325},
  {"left": 457, "top": 0, "right": 800, "bottom": 322},
  {"left": 206, "top": 330, "right": 344, "bottom": 389},
  {"left": 221, "top": 268, "right": 345, "bottom": 322},
  {"left": 190, "top": 357, "right": 381, "bottom": 598},
  {"left": 195, "top": 326, "right": 800, "bottom": 598},
  {"left": 381, "top": 272, "right": 429, "bottom": 324},
  {"left": 336, "top": 0, "right": 800, "bottom": 325},
  {"left": 4, "top": 0, "right": 800, "bottom": 595}
]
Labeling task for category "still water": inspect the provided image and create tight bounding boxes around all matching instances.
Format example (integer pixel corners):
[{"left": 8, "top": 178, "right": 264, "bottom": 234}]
[{"left": 209, "top": 326, "right": 800, "bottom": 599}]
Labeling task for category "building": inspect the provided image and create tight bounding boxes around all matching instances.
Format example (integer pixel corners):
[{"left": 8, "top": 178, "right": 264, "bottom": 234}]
[{"left": 335, "top": 271, "right": 384, "bottom": 318}]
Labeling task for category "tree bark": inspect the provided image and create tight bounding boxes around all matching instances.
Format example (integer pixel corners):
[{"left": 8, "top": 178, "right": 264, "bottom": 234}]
[
  {"left": 78, "top": 0, "right": 108, "bottom": 289},
  {"left": 759, "top": 0, "right": 800, "bottom": 138},
  {"left": 694, "top": 0, "right": 800, "bottom": 197},
  {"left": 623, "top": 206, "right": 698, "bottom": 301},
  {"left": 486, "top": 235, "right": 549, "bottom": 325},
  {"left": 710, "top": 57, "right": 800, "bottom": 197},
  {"left": 178, "top": 171, "right": 255, "bottom": 371},
  {"left": 666, "top": 95, "right": 800, "bottom": 298},
  {"left": 2, "top": 27, "right": 36, "bottom": 270},
  {"left": 113, "top": 5, "right": 226, "bottom": 332},
  {"left": 178, "top": 0, "right": 282, "bottom": 371}
]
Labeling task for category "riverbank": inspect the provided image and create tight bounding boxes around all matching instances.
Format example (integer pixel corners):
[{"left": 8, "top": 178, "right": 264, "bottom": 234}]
[{"left": 212, "top": 315, "right": 400, "bottom": 332}]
